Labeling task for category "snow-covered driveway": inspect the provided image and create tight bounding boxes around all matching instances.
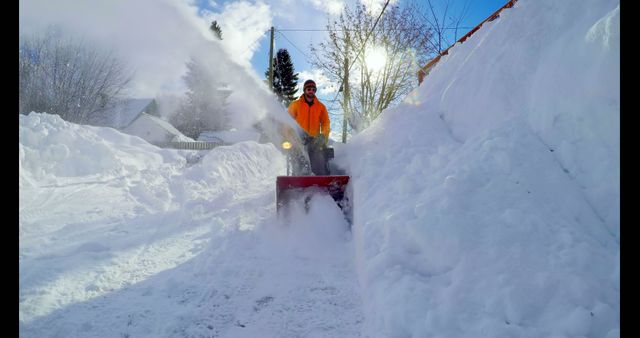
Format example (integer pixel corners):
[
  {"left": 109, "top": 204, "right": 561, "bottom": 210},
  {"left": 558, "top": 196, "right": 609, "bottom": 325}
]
[{"left": 20, "top": 114, "right": 363, "bottom": 337}]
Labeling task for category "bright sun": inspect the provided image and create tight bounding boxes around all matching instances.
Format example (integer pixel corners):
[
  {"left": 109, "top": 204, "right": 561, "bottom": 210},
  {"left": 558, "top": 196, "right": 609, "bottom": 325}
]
[{"left": 364, "top": 46, "right": 387, "bottom": 73}]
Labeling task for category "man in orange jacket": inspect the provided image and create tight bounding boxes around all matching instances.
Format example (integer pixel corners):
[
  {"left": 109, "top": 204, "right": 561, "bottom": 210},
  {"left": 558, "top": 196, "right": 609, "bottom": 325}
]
[{"left": 287, "top": 79, "right": 331, "bottom": 175}]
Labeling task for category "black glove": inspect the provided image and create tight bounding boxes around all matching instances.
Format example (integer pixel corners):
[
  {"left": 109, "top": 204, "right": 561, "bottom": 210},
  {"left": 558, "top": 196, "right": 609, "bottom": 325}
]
[
  {"left": 301, "top": 134, "right": 312, "bottom": 145},
  {"left": 311, "top": 134, "right": 326, "bottom": 149}
]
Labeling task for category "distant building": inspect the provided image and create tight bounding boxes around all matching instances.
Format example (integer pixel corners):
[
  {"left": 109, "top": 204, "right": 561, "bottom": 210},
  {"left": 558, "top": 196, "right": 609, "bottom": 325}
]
[
  {"left": 91, "top": 98, "right": 158, "bottom": 129},
  {"left": 89, "top": 98, "right": 192, "bottom": 144},
  {"left": 124, "top": 112, "right": 193, "bottom": 144}
]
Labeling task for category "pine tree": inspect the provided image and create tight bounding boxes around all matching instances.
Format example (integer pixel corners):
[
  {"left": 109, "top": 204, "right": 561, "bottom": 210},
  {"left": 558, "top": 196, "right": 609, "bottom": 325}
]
[
  {"left": 210, "top": 21, "right": 223, "bottom": 40},
  {"left": 171, "top": 58, "right": 228, "bottom": 139},
  {"left": 265, "top": 48, "right": 299, "bottom": 106}
]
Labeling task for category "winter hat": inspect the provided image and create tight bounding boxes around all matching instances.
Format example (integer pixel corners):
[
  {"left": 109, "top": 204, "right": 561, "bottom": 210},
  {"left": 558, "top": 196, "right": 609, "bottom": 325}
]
[{"left": 303, "top": 79, "right": 316, "bottom": 90}]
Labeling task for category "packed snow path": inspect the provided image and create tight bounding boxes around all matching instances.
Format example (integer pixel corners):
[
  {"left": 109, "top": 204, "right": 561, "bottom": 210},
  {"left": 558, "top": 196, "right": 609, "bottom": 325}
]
[
  {"left": 21, "top": 193, "right": 363, "bottom": 338},
  {"left": 20, "top": 115, "right": 363, "bottom": 337}
]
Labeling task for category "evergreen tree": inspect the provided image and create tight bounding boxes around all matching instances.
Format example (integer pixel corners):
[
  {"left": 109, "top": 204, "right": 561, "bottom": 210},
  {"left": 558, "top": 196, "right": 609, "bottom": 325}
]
[
  {"left": 265, "top": 48, "right": 299, "bottom": 106},
  {"left": 210, "top": 21, "right": 223, "bottom": 40},
  {"left": 171, "top": 58, "right": 228, "bottom": 139}
]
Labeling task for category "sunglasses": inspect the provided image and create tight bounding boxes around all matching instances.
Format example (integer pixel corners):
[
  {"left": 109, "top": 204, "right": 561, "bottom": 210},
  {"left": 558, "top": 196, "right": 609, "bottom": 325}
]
[{"left": 305, "top": 87, "right": 317, "bottom": 92}]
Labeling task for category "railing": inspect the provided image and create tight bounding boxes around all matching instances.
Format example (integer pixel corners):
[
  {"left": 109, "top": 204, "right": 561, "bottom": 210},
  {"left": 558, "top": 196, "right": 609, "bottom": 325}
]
[
  {"left": 157, "top": 141, "right": 224, "bottom": 150},
  {"left": 417, "top": 0, "right": 518, "bottom": 84}
]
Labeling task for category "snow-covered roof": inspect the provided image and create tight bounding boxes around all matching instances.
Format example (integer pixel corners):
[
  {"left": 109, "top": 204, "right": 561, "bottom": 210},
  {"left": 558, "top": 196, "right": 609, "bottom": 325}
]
[
  {"left": 136, "top": 113, "right": 190, "bottom": 140},
  {"left": 91, "top": 98, "right": 156, "bottom": 129}
]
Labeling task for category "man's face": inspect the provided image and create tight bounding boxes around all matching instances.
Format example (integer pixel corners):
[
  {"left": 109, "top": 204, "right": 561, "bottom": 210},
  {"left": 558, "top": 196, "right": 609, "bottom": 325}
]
[{"left": 304, "top": 86, "right": 317, "bottom": 99}]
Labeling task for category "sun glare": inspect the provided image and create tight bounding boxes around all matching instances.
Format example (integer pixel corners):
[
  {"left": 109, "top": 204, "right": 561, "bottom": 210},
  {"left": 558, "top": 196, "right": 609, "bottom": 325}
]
[{"left": 365, "top": 46, "right": 387, "bottom": 73}]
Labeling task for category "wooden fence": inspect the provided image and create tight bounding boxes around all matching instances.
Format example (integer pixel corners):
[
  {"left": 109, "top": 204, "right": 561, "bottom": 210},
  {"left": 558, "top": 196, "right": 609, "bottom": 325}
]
[{"left": 157, "top": 141, "right": 224, "bottom": 150}]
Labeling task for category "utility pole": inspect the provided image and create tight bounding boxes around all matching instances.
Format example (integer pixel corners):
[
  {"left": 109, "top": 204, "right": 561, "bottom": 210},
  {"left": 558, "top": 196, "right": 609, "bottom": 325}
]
[
  {"left": 268, "top": 27, "right": 275, "bottom": 90},
  {"left": 341, "top": 35, "right": 350, "bottom": 144}
]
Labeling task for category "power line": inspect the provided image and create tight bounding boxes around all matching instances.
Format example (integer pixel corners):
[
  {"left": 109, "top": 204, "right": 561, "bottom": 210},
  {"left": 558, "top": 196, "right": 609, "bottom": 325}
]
[
  {"left": 275, "top": 19, "right": 468, "bottom": 114},
  {"left": 276, "top": 31, "right": 312, "bottom": 63},
  {"left": 278, "top": 27, "right": 473, "bottom": 32},
  {"left": 276, "top": 31, "right": 341, "bottom": 109}
]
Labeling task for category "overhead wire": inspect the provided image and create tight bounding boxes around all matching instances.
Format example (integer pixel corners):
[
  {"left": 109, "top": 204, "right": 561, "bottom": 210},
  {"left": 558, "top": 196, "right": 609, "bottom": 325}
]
[
  {"left": 266, "top": 0, "right": 393, "bottom": 125},
  {"left": 265, "top": 1, "right": 394, "bottom": 132},
  {"left": 276, "top": 29, "right": 342, "bottom": 112},
  {"left": 276, "top": 30, "right": 312, "bottom": 63},
  {"left": 278, "top": 27, "right": 472, "bottom": 32},
  {"left": 261, "top": 4, "right": 475, "bottom": 135}
]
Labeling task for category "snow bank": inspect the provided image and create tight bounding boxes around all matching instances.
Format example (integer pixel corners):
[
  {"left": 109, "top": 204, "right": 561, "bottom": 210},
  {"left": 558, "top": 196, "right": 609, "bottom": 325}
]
[
  {"left": 19, "top": 113, "right": 289, "bottom": 330},
  {"left": 19, "top": 110, "right": 364, "bottom": 337},
  {"left": 417, "top": 0, "right": 620, "bottom": 238},
  {"left": 339, "top": 0, "right": 620, "bottom": 336},
  {"left": 19, "top": 112, "right": 182, "bottom": 183}
]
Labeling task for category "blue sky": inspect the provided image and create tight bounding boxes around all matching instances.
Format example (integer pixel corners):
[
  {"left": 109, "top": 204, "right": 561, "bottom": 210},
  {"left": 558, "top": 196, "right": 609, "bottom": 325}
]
[
  {"left": 20, "top": 0, "right": 509, "bottom": 107},
  {"left": 194, "top": 0, "right": 510, "bottom": 115},
  {"left": 186, "top": 0, "right": 511, "bottom": 133},
  {"left": 244, "top": 0, "right": 509, "bottom": 92}
]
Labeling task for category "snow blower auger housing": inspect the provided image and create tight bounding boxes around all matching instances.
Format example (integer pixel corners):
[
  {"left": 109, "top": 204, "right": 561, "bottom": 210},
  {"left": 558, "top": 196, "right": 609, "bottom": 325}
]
[
  {"left": 276, "top": 175, "right": 350, "bottom": 210},
  {"left": 276, "top": 135, "right": 351, "bottom": 222}
]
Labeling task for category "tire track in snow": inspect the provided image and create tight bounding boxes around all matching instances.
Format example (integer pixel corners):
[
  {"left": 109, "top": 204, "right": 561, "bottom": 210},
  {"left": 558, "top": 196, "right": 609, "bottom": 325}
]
[
  {"left": 172, "top": 193, "right": 365, "bottom": 337},
  {"left": 22, "top": 190, "right": 365, "bottom": 338}
]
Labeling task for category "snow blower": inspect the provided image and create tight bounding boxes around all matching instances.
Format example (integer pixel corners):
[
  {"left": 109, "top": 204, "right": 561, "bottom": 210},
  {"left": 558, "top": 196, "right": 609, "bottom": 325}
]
[{"left": 275, "top": 134, "right": 351, "bottom": 222}]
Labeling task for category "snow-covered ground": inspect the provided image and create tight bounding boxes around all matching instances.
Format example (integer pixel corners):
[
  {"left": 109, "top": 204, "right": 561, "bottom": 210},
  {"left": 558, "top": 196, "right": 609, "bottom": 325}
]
[
  {"left": 20, "top": 0, "right": 619, "bottom": 337},
  {"left": 19, "top": 113, "right": 362, "bottom": 337}
]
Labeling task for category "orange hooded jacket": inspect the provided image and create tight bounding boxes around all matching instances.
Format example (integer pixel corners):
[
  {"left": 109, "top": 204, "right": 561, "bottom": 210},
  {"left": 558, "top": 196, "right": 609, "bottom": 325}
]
[{"left": 287, "top": 94, "right": 330, "bottom": 141}]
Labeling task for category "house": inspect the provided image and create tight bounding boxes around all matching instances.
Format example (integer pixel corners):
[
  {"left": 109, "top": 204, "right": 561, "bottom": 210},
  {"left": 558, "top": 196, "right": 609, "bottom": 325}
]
[
  {"left": 123, "top": 112, "right": 193, "bottom": 144},
  {"left": 89, "top": 98, "right": 192, "bottom": 144},
  {"left": 90, "top": 98, "right": 158, "bottom": 129}
]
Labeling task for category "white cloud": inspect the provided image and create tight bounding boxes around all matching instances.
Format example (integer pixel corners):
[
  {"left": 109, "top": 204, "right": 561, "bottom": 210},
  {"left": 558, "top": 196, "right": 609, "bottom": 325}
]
[
  {"left": 17, "top": 0, "right": 349, "bottom": 102},
  {"left": 298, "top": 69, "right": 339, "bottom": 95},
  {"left": 359, "top": 0, "right": 399, "bottom": 16},
  {"left": 308, "top": 0, "right": 345, "bottom": 16},
  {"left": 19, "top": 0, "right": 216, "bottom": 98},
  {"left": 18, "top": 0, "right": 296, "bottom": 131}
]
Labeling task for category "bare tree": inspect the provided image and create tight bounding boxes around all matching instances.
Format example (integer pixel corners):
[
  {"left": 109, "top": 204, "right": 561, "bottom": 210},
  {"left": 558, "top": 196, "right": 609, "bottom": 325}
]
[
  {"left": 19, "top": 30, "right": 132, "bottom": 123},
  {"left": 421, "top": 0, "right": 472, "bottom": 55},
  {"left": 310, "top": 2, "right": 434, "bottom": 132}
]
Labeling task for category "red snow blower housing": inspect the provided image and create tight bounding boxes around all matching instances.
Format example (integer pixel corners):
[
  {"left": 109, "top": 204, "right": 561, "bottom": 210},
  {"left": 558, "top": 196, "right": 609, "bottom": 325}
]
[{"left": 275, "top": 132, "right": 351, "bottom": 221}]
